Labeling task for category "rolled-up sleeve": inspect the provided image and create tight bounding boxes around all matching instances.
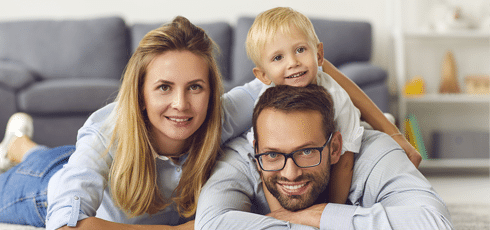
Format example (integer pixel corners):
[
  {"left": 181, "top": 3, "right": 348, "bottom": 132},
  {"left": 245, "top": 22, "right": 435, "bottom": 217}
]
[{"left": 46, "top": 108, "right": 113, "bottom": 230}]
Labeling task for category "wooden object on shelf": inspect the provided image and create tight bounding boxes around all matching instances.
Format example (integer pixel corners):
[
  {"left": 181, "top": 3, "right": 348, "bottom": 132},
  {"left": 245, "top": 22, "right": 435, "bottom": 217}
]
[
  {"left": 465, "top": 75, "right": 490, "bottom": 94},
  {"left": 404, "top": 114, "right": 428, "bottom": 160},
  {"left": 439, "top": 51, "right": 461, "bottom": 94},
  {"left": 403, "top": 76, "right": 426, "bottom": 97}
]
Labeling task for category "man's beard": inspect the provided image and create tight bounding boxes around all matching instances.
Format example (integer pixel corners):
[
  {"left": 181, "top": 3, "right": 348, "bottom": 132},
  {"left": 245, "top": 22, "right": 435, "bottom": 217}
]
[{"left": 263, "top": 160, "right": 330, "bottom": 211}]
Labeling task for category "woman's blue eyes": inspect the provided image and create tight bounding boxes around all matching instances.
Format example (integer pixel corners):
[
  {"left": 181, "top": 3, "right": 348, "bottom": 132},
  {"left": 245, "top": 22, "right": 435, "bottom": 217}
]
[
  {"left": 159, "top": 85, "right": 170, "bottom": 91},
  {"left": 158, "top": 84, "right": 203, "bottom": 92},
  {"left": 189, "top": 84, "right": 203, "bottom": 91}
]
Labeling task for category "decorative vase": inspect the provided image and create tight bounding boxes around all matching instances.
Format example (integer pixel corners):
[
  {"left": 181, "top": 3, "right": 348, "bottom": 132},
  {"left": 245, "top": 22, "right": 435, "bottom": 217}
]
[{"left": 439, "top": 51, "right": 461, "bottom": 94}]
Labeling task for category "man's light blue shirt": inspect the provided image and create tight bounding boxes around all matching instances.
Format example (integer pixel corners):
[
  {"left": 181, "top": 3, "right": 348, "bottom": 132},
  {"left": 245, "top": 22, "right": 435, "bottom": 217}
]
[{"left": 196, "top": 130, "right": 454, "bottom": 230}]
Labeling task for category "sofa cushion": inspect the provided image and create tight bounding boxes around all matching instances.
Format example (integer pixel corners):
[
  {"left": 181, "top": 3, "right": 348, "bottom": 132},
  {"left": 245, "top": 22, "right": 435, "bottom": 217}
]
[
  {"left": 0, "top": 62, "right": 37, "bottom": 90},
  {"left": 130, "top": 21, "right": 232, "bottom": 86},
  {"left": 230, "top": 17, "right": 257, "bottom": 91},
  {"left": 338, "top": 62, "right": 387, "bottom": 87},
  {"left": 0, "top": 17, "right": 130, "bottom": 80},
  {"left": 18, "top": 79, "right": 120, "bottom": 114},
  {"left": 310, "top": 18, "right": 372, "bottom": 67}
]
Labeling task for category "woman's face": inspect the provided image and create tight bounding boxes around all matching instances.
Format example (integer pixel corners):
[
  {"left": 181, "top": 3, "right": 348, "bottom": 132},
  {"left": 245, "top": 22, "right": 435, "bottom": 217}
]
[{"left": 143, "top": 50, "right": 210, "bottom": 155}]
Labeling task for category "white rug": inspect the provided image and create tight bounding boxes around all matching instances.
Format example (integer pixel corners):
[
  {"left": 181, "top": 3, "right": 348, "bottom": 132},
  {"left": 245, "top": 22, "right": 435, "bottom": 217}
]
[{"left": 0, "top": 203, "right": 488, "bottom": 229}]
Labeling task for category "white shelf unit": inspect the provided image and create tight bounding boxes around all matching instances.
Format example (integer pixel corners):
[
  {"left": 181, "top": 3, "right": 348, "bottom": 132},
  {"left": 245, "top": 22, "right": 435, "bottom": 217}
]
[{"left": 393, "top": 0, "right": 490, "bottom": 167}]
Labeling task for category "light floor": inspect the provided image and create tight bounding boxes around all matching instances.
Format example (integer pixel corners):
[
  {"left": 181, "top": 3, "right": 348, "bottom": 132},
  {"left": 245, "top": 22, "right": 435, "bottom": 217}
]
[{"left": 426, "top": 174, "right": 490, "bottom": 205}]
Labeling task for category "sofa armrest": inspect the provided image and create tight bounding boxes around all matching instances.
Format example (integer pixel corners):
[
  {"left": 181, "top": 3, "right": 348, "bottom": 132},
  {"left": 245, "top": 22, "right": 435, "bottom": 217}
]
[
  {"left": 0, "top": 62, "right": 37, "bottom": 90},
  {"left": 337, "top": 62, "right": 387, "bottom": 88}
]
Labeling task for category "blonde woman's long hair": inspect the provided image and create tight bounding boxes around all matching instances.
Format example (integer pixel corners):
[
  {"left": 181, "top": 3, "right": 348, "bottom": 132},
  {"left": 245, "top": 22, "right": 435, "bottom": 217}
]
[{"left": 108, "top": 16, "right": 223, "bottom": 218}]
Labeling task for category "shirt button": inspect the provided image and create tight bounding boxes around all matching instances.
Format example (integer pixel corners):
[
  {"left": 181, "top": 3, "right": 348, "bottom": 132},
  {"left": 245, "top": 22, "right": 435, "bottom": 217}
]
[
  {"left": 176, "top": 167, "right": 181, "bottom": 172},
  {"left": 74, "top": 196, "right": 79, "bottom": 200}
]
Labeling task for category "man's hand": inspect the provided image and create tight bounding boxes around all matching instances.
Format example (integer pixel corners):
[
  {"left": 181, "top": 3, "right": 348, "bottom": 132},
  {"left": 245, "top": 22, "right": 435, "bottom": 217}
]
[{"left": 266, "top": 204, "right": 327, "bottom": 228}]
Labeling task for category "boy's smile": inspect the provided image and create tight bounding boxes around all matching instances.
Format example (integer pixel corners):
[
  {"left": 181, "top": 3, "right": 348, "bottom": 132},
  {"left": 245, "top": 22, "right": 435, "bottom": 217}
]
[{"left": 253, "top": 26, "right": 324, "bottom": 87}]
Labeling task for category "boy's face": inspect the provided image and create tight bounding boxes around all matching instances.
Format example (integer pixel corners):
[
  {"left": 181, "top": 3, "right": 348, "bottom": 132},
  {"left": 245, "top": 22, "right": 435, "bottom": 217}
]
[{"left": 253, "top": 26, "right": 324, "bottom": 87}]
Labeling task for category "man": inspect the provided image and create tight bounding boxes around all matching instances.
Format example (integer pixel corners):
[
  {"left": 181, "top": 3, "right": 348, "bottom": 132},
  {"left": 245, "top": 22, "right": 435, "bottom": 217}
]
[{"left": 196, "top": 85, "right": 453, "bottom": 229}]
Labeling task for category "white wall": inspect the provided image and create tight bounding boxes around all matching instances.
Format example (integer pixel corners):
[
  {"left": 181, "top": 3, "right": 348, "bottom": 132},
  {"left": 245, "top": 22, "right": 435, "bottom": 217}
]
[{"left": 1, "top": 0, "right": 488, "bottom": 95}]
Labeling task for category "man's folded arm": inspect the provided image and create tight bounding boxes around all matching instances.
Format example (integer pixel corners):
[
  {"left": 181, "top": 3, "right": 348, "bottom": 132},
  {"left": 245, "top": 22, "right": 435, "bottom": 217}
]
[
  {"left": 195, "top": 143, "right": 319, "bottom": 230},
  {"left": 319, "top": 145, "right": 453, "bottom": 230}
]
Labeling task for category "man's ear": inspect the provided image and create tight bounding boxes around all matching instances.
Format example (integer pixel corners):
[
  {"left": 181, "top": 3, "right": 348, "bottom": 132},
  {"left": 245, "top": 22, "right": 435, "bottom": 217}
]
[
  {"left": 253, "top": 139, "right": 263, "bottom": 172},
  {"left": 253, "top": 67, "right": 272, "bottom": 85},
  {"left": 317, "top": 42, "right": 324, "bottom": 66},
  {"left": 329, "top": 131, "right": 342, "bottom": 165}
]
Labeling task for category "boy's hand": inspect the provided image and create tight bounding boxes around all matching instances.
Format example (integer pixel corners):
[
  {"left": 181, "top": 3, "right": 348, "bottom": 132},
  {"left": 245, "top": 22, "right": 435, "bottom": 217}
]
[
  {"left": 266, "top": 204, "right": 326, "bottom": 228},
  {"left": 391, "top": 135, "right": 422, "bottom": 168}
]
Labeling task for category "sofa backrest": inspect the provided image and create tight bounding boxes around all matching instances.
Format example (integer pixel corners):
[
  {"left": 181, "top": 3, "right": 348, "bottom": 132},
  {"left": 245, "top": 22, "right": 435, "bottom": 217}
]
[
  {"left": 130, "top": 22, "right": 233, "bottom": 91},
  {"left": 310, "top": 18, "right": 372, "bottom": 67},
  {"left": 0, "top": 16, "right": 130, "bottom": 81}
]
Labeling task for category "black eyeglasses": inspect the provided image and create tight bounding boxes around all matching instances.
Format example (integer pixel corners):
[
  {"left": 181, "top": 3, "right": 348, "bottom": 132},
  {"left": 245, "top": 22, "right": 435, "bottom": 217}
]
[{"left": 254, "top": 133, "right": 332, "bottom": 171}]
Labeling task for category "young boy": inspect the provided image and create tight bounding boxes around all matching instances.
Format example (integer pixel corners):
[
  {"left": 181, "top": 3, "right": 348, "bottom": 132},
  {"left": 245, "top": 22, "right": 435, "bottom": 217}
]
[{"left": 245, "top": 7, "right": 364, "bottom": 206}]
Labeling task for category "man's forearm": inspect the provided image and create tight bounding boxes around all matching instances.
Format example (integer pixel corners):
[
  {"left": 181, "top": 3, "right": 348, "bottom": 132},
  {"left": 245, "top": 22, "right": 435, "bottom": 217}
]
[{"left": 266, "top": 204, "right": 327, "bottom": 228}]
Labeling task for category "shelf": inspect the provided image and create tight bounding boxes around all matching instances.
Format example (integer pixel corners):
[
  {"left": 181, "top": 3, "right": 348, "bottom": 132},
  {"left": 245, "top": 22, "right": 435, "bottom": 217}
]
[
  {"left": 419, "top": 158, "right": 490, "bottom": 175},
  {"left": 404, "top": 93, "right": 490, "bottom": 103},
  {"left": 403, "top": 30, "right": 490, "bottom": 39}
]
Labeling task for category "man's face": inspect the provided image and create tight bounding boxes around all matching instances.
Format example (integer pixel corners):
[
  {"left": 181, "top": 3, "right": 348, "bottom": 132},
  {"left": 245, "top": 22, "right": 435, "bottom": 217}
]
[{"left": 255, "top": 108, "right": 332, "bottom": 211}]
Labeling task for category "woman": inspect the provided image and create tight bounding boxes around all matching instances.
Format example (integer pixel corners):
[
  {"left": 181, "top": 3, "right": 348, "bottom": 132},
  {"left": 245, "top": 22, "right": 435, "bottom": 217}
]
[{"left": 0, "top": 16, "right": 262, "bottom": 229}]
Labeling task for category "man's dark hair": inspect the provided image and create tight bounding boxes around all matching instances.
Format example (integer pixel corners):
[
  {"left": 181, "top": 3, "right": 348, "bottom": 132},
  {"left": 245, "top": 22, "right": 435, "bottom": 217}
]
[{"left": 252, "top": 84, "right": 336, "bottom": 144}]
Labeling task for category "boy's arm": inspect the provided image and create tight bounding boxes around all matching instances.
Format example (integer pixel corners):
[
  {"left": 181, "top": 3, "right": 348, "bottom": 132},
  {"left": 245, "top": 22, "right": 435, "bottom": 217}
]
[
  {"left": 268, "top": 131, "right": 453, "bottom": 230},
  {"left": 327, "top": 151, "right": 354, "bottom": 204},
  {"left": 321, "top": 59, "right": 422, "bottom": 167}
]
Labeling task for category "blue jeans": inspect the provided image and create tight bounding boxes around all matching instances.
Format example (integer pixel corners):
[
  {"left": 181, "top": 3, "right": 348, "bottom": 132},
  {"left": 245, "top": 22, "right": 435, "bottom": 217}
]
[{"left": 0, "top": 145, "right": 75, "bottom": 227}]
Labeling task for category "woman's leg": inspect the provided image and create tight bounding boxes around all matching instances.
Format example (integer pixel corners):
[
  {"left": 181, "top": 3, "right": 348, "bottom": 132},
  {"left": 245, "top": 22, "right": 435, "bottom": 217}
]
[
  {"left": 7, "top": 135, "right": 38, "bottom": 164},
  {"left": 0, "top": 145, "right": 76, "bottom": 227}
]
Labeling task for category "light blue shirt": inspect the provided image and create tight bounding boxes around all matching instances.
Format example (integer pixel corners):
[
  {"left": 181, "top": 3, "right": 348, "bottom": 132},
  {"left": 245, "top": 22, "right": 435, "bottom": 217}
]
[
  {"left": 196, "top": 130, "right": 454, "bottom": 230},
  {"left": 45, "top": 79, "right": 264, "bottom": 230}
]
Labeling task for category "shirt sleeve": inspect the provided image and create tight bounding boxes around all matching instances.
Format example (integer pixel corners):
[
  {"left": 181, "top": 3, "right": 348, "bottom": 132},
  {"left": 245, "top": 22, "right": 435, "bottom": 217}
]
[
  {"left": 319, "top": 132, "right": 453, "bottom": 230},
  {"left": 196, "top": 135, "right": 319, "bottom": 230},
  {"left": 46, "top": 107, "right": 114, "bottom": 230},
  {"left": 317, "top": 72, "right": 363, "bottom": 154},
  {"left": 221, "top": 78, "right": 264, "bottom": 144}
]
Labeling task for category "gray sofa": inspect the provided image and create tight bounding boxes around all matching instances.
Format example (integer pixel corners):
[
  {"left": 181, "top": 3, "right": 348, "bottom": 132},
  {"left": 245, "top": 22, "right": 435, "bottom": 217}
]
[{"left": 0, "top": 16, "right": 388, "bottom": 147}]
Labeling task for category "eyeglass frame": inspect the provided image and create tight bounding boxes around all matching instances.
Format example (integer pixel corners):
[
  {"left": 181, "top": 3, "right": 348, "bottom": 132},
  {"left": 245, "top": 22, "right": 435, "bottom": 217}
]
[{"left": 254, "top": 133, "right": 333, "bottom": 172}]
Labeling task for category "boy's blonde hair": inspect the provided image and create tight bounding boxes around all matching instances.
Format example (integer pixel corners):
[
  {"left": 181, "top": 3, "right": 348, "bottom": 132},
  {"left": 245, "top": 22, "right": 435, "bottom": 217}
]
[
  {"left": 246, "top": 7, "right": 320, "bottom": 66},
  {"left": 108, "top": 16, "right": 223, "bottom": 218}
]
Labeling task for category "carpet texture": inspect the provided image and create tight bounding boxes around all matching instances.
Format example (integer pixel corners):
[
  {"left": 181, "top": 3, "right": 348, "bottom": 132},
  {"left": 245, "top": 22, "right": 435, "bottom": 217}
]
[{"left": 0, "top": 203, "right": 488, "bottom": 229}]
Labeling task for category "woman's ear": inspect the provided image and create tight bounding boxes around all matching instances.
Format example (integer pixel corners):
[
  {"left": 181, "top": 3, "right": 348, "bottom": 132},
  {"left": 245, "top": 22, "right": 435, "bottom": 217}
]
[
  {"left": 253, "top": 67, "right": 272, "bottom": 85},
  {"left": 329, "top": 131, "right": 342, "bottom": 165}
]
